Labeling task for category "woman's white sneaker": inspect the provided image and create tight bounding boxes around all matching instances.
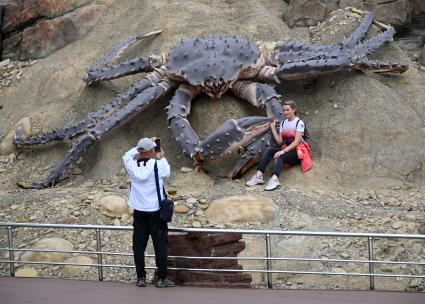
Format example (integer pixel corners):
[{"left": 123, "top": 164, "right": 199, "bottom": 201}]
[
  {"left": 264, "top": 178, "right": 281, "bottom": 191},
  {"left": 246, "top": 175, "right": 265, "bottom": 186}
]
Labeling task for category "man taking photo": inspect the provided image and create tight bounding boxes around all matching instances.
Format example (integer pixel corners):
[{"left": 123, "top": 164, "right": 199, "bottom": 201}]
[{"left": 122, "top": 137, "right": 174, "bottom": 288}]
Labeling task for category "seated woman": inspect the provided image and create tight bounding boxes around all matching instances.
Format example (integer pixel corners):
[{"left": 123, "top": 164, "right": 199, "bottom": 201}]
[{"left": 246, "top": 99, "right": 310, "bottom": 191}]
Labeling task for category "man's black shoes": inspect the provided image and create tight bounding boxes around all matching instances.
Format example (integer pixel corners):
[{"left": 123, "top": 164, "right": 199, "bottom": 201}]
[
  {"left": 136, "top": 277, "right": 147, "bottom": 287},
  {"left": 156, "top": 278, "right": 175, "bottom": 288}
]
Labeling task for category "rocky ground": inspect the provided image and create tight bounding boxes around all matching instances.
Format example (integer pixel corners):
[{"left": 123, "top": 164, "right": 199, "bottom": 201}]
[{"left": 0, "top": 166, "right": 424, "bottom": 291}]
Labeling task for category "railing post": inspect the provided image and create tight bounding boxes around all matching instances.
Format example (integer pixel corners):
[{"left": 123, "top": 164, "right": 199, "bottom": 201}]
[
  {"left": 7, "top": 225, "right": 15, "bottom": 277},
  {"left": 368, "top": 236, "right": 375, "bottom": 290},
  {"left": 96, "top": 229, "right": 103, "bottom": 281},
  {"left": 265, "top": 233, "right": 272, "bottom": 288}
]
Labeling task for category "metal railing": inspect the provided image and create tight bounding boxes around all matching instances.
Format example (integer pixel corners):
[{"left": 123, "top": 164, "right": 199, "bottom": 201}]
[{"left": 1, "top": 222, "right": 425, "bottom": 289}]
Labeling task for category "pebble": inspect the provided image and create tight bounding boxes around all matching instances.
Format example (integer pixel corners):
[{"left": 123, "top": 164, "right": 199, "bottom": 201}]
[
  {"left": 195, "top": 210, "right": 204, "bottom": 216},
  {"left": 72, "top": 167, "right": 83, "bottom": 175},
  {"left": 167, "top": 188, "right": 177, "bottom": 195},
  {"left": 406, "top": 222, "right": 416, "bottom": 233},
  {"left": 68, "top": 215, "right": 78, "bottom": 224},
  {"left": 121, "top": 213, "right": 130, "bottom": 223},
  {"left": 82, "top": 209, "right": 91, "bottom": 216},
  {"left": 175, "top": 204, "right": 190, "bottom": 214},
  {"left": 60, "top": 208, "right": 70, "bottom": 218},
  {"left": 186, "top": 197, "right": 197, "bottom": 205},
  {"left": 180, "top": 166, "right": 193, "bottom": 173},
  {"left": 113, "top": 219, "right": 121, "bottom": 226},
  {"left": 192, "top": 221, "right": 202, "bottom": 228},
  {"left": 392, "top": 221, "right": 403, "bottom": 229},
  {"left": 409, "top": 278, "right": 422, "bottom": 288},
  {"left": 0, "top": 59, "right": 10, "bottom": 68},
  {"left": 333, "top": 103, "right": 339, "bottom": 109},
  {"left": 85, "top": 181, "right": 95, "bottom": 188}
]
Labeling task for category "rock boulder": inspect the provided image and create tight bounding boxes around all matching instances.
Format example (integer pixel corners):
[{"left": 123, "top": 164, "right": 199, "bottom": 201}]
[
  {"left": 63, "top": 256, "right": 93, "bottom": 276},
  {"left": 206, "top": 195, "right": 277, "bottom": 224},
  {"left": 15, "top": 267, "right": 39, "bottom": 277},
  {"left": 366, "top": 0, "right": 411, "bottom": 30},
  {"left": 99, "top": 195, "right": 128, "bottom": 218},
  {"left": 1, "top": 1, "right": 105, "bottom": 60},
  {"left": 21, "top": 237, "right": 74, "bottom": 262}
]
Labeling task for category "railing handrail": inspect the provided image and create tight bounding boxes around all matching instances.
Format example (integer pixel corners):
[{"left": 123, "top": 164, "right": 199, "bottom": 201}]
[
  {"left": 1, "top": 221, "right": 425, "bottom": 239},
  {"left": 1, "top": 221, "right": 425, "bottom": 290}
]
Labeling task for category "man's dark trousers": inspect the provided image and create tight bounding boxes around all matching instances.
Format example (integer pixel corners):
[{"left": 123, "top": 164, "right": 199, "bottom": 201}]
[{"left": 133, "top": 210, "right": 168, "bottom": 280}]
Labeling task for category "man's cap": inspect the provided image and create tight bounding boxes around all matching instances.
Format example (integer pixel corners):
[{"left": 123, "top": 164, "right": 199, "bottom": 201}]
[{"left": 137, "top": 138, "right": 156, "bottom": 151}]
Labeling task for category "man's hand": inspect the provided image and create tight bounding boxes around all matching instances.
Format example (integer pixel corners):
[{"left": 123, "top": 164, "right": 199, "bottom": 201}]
[
  {"left": 156, "top": 148, "right": 165, "bottom": 159},
  {"left": 133, "top": 148, "right": 142, "bottom": 160}
]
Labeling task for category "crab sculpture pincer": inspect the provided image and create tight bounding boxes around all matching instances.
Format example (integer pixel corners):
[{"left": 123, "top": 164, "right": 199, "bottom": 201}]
[{"left": 14, "top": 11, "right": 407, "bottom": 189}]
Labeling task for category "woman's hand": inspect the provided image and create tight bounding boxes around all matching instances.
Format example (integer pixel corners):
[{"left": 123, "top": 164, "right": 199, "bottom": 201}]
[
  {"left": 274, "top": 150, "right": 286, "bottom": 159},
  {"left": 269, "top": 118, "right": 277, "bottom": 129}
]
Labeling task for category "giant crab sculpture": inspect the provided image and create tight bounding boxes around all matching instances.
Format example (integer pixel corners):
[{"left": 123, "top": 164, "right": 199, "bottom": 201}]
[{"left": 14, "top": 10, "right": 407, "bottom": 189}]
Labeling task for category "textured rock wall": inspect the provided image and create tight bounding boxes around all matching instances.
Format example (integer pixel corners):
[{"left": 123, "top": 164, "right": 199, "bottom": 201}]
[
  {"left": 0, "top": 0, "right": 423, "bottom": 190},
  {"left": 1, "top": 0, "right": 105, "bottom": 60},
  {"left": 409, "top": 0, "right": 425, "bottom": 16},
  {"left": 284, "top": 0, "right": 423, "bottom": 30}
]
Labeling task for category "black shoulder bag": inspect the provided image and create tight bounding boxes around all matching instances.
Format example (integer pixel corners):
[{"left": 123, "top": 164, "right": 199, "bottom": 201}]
[{"left": 154, "top": 161, "right": 174, "bottom": 222}]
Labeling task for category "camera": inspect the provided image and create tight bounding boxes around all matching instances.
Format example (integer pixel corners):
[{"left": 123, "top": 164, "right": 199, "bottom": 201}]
[{"left": 154, "top": 138, "right": 161, "bottom": 152}]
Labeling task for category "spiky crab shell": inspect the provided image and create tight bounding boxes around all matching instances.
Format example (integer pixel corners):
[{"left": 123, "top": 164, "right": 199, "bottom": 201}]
[{"left": 166, "top": 36, "right": 260, "bottom": 86}]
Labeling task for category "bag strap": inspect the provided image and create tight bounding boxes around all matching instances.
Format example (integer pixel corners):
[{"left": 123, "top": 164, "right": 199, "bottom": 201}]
[
  {"left": 295, "top": 118, "right": 307, "bottom": 141},
  {"left": 153, "top": 161, "right": 167, "bottom": 207}
]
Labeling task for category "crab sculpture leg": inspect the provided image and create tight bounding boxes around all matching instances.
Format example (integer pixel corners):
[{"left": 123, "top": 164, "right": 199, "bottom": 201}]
[
  {"left": 15, "top": 31, "right": 171, "bottom": 189},
  {"left": 14, "top": 31, "right": 166, "bottom": 148},
  {"left": 83, "top": 30, "right": 163, "bottom": 84},
  {"left": 261, "top": 12, "right": 407, "bottom": 82},
  {"left": 167, "top": 84, "right": 274, "bottom": 169},
  {"left": 16, "top": 79, "right": 174, "bottom": 189}
]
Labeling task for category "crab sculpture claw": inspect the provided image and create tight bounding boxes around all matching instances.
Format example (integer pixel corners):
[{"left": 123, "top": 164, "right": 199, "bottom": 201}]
[{"left": 196, "top": 116, "right": 273, "bottom": 160}]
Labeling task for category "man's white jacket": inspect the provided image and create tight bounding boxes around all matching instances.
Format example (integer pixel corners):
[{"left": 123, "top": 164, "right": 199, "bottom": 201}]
[{"left": 123, "top": 147, "right": 171, "bottom": 212}]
